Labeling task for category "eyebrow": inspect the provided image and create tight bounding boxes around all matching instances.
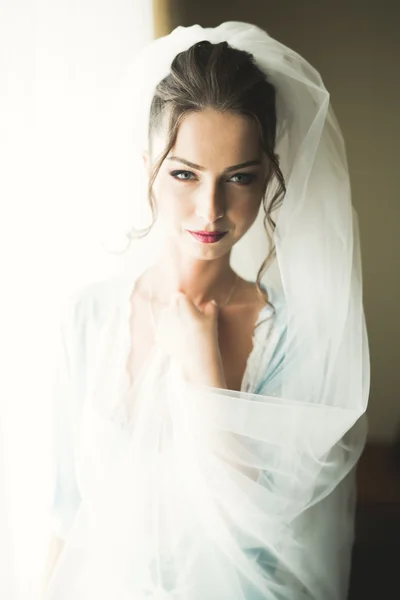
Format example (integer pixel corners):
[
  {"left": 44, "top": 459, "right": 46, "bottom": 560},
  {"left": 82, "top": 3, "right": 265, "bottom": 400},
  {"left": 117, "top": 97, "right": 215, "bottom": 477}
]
[{"left": 167, "top": 156, "right": 262, "bottom": 172}]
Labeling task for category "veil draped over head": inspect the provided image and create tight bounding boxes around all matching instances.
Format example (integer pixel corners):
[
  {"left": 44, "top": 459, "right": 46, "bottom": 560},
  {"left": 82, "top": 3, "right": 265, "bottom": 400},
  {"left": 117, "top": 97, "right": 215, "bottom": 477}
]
[{"left": 45, "top": 22, "right": 370, "bottom": 600}]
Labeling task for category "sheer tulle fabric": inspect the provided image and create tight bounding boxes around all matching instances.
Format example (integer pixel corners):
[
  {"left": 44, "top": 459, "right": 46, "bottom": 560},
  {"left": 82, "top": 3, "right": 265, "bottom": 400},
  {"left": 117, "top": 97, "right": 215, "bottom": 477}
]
[
  {"left": 45, "top": 21, "right": 369, "bottom": 600},
  {"left": 46, "top": 327, "right": 367, "bottom": 599}
]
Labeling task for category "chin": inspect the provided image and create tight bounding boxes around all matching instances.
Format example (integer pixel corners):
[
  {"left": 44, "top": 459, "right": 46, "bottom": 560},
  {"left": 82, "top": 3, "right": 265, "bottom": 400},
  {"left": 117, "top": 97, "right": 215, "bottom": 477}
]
[{"left": 184, "top": 239, "right": 232, "bottom": 261}]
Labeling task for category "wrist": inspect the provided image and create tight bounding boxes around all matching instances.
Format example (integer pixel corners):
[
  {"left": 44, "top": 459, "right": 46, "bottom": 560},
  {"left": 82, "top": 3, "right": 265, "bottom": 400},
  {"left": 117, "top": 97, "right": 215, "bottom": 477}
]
[{"left": 182, "top": 348, "right": 227, "bottom": 388}]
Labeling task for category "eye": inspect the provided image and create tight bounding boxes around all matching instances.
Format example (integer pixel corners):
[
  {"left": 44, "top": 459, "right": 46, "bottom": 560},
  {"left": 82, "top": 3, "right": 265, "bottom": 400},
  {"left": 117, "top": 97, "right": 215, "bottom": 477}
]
[
  {"left": 229, "top": 173, "right": 257, "bottom": 185},
  {"left": 170, "top": 170, "right": 197, "bottom": 181},
  {"left": 169, "top": 170, "right": 257, "bottom": 185}
]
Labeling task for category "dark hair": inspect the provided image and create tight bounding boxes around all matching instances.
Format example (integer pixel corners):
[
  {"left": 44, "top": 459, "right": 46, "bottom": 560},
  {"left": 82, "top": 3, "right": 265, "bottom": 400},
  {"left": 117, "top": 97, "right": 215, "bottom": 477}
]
[{"left": 129, "top": 40, "right": 286, "bottom": 306}]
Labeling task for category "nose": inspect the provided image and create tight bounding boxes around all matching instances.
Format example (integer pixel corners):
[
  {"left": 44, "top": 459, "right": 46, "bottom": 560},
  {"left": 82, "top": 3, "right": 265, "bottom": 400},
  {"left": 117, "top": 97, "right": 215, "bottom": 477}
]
[{"left": 195, "top": 182, "right": 226, "bottom": 224}]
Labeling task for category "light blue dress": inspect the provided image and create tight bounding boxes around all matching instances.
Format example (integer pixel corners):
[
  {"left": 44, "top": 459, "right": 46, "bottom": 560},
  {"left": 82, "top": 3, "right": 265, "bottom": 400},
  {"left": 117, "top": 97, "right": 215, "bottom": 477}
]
[
  {"left": 51, "top": 277, "right": 355, "bottom": 600},
  {"left": 50, "top": 277, "right": 288, "bottom": 543},
  {"left": 49, "top": 275, "right": 361, "bottom": 600}
]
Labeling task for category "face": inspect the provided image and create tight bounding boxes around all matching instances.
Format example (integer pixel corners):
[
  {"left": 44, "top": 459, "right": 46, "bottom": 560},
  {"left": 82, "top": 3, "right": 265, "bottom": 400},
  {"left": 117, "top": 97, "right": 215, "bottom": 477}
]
[{"left": 145, "top": 108, "right": 269, "bottom": 261}]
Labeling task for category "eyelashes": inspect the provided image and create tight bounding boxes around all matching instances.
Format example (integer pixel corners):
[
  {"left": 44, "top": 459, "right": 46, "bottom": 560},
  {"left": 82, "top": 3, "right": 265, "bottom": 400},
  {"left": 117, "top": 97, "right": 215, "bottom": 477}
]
[{"left": 169, "top": 170, "right": 257, "bottom": 186}]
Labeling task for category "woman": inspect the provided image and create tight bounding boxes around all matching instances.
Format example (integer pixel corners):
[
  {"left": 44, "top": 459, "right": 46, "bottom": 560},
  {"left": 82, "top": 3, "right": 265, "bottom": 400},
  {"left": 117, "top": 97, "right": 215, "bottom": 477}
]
[{"left": 42, "top": 22, "right": 369, "bottom": 600}]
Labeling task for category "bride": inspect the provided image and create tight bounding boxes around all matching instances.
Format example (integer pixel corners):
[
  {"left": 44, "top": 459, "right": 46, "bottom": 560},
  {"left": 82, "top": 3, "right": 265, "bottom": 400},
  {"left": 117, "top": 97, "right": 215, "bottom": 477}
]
[{"left": 40, "top": 22, "right": 369, "bottom": 600}]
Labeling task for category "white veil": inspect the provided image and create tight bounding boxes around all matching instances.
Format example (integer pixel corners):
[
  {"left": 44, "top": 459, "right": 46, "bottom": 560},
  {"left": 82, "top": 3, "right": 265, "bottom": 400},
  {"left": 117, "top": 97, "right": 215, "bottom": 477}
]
[{"left": 45, "top": 22, "right": 370, "bottom": 600}]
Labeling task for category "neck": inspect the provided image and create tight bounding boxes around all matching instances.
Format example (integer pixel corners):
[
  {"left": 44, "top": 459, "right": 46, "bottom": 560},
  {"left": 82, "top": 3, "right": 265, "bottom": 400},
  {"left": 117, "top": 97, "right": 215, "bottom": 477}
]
[{"left": 148, "top": 241, "right": 237, "bottom": 308}]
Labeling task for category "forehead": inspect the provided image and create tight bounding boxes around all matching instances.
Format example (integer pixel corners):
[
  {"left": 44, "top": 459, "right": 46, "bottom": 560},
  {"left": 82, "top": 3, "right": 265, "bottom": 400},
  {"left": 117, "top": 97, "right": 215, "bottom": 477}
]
[{"left": 153, "top": 108, "right": 263, "bottom": 167}]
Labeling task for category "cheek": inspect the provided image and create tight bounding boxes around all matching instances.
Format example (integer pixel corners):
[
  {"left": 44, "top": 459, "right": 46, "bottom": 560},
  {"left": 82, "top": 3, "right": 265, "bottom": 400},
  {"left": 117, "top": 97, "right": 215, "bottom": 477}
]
[
  {"left": 153, "top": 175, "right": 192, "bottom": 222},
  {"left": 231, "top": 196, "right": 262, "bottom": 231}
]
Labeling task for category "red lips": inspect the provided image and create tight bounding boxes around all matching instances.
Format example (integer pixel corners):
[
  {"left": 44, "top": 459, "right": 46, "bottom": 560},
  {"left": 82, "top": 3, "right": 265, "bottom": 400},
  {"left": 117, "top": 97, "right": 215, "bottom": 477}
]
[
  {"left": 187, "top": 230, "right": 228, "bottom": 244},
  {"left": 190, "top": 230, "right": 226, "bottom": 234}
]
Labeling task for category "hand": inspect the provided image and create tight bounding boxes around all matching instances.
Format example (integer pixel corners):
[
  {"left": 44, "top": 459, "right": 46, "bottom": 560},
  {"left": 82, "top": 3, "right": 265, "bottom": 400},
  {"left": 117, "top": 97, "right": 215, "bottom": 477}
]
[{"left": 155, "top": 292, "right": 227, "bottom": 387}]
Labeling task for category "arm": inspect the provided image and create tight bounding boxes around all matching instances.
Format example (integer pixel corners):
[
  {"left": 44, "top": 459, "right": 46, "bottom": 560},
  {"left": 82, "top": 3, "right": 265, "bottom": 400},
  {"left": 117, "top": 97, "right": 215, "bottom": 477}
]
[{"left": 183, "top": 346, "right": 228, "bottom": 389}]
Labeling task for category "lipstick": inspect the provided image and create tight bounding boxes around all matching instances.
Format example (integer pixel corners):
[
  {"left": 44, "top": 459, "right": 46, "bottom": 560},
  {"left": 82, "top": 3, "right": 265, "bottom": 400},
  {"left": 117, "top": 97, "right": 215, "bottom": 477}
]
[{"left": 187, "top": 230, "right": 228, "bottom": 244}]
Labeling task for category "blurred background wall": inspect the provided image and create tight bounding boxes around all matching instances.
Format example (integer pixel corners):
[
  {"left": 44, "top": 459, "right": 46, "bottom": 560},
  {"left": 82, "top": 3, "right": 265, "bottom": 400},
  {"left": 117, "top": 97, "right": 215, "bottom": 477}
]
[{"left": 154, "top": 0, "right": 400, "bottom": 442}]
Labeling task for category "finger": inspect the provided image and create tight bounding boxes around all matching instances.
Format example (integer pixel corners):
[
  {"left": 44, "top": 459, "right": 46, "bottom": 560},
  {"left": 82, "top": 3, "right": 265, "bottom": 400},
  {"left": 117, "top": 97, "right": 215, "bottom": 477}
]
[
  {"left": 203, "top": 299, "right": 219, "bottom": 319},
  {"left": 170, "top": 291, "right": 182, "bottom": 303},
  {"left": 172, "top": 291, "right": 202, "bottom": 315}
]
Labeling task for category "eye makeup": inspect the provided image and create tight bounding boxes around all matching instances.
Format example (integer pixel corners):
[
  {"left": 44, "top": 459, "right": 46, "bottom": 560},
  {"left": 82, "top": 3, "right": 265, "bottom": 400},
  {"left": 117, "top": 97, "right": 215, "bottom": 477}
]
[{"left": 169, "top": 170, "right": 258, "bottom": 185}]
